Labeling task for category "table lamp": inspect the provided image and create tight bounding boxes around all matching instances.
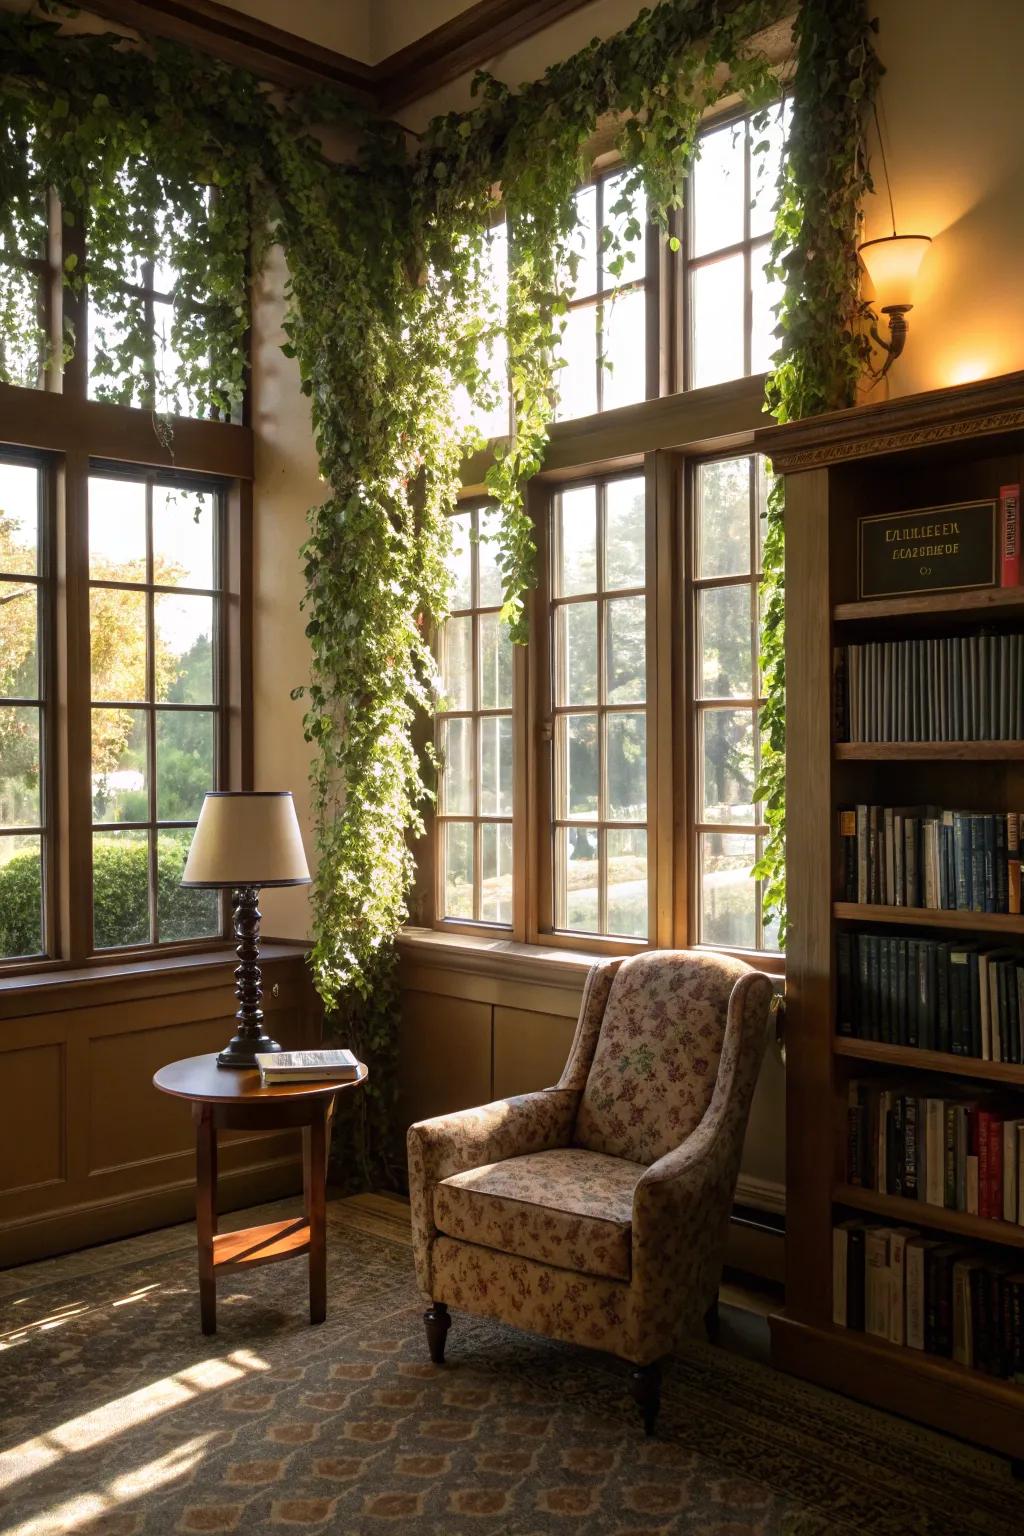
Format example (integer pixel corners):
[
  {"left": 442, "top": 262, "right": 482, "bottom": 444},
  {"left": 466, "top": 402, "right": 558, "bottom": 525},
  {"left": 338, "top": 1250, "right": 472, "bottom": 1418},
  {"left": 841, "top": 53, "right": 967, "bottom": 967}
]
[{"left": 182, "top": 791, "right": 311, "bottom": 1068}]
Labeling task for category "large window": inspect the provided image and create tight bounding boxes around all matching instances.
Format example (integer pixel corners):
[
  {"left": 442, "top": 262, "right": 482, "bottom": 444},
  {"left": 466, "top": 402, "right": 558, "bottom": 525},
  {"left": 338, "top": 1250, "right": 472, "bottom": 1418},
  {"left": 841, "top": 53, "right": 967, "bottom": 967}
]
[
  {"left": 0, "top": 456, "right": 46, "bottom": 959},
  {"left": 433, "top": 100, "right": 788, "bottom": 962},
  {"left": 88, "top": 470, "right": 224, "bottom": 950},
  {"left": 436, "top": 502, "right": 515, "bottom": 926}
]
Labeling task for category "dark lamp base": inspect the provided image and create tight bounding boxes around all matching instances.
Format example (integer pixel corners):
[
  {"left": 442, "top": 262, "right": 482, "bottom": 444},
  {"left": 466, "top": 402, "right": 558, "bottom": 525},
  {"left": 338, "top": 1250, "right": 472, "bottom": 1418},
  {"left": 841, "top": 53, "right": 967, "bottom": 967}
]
[{"left": 216, "top": 1033, "right": 283, "bottom": 1070}]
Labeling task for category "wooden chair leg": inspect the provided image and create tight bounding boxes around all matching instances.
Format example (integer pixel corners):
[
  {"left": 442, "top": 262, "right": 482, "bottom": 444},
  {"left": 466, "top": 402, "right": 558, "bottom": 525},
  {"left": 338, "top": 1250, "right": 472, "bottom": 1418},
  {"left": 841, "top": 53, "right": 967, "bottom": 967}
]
[
  {"left": 424, "top": 1302, "right": 451, "bottom": 1364},
  {"left": 1012, "top": 1457, "right": 1023, "bottom": 1481},
  {"left": 630, "top": 1360, "right": 662, "bottom": 1436},
  {"left": 193, "top": 1103, "right": 217, "bottom": 1336},
  {"left": 704, "top": 1298, "right": 721, "bottom": 1344}
]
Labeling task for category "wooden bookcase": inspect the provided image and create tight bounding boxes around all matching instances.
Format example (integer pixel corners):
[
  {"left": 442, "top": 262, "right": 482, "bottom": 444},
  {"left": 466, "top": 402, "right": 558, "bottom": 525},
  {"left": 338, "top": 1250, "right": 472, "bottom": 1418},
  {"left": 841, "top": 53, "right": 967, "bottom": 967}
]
[{"left": 755, "top": 371, "right": 1024, "bottom": 1464}]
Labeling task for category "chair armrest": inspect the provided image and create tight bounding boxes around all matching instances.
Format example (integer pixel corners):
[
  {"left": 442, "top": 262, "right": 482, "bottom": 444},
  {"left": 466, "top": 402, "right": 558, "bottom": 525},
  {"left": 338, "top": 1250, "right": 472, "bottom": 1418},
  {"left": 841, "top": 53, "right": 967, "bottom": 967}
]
[{"left": 406, "top": 1087, "right": 578, "bottom": 1297}]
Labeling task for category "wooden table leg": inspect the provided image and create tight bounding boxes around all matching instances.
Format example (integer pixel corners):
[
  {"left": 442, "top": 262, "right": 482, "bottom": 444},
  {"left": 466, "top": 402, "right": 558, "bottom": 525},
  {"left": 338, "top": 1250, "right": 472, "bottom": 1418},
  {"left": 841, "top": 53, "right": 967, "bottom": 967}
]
[
  {"left": 307, "top": 1101, "right": 330, "bottom": 1325},
  {"left": 194, "top": 1103, "right": 218, "bottom": 1335}
]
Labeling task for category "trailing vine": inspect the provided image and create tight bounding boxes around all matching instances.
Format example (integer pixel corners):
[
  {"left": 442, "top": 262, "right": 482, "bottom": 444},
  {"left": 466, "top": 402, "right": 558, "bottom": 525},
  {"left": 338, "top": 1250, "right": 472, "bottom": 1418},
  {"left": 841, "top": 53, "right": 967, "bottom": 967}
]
[
  {"left": 755, "top": 0, "right": 881, "bottom": 943},
  {"left": 0, "top": 0, "right": 880, "bottom": 1179}
]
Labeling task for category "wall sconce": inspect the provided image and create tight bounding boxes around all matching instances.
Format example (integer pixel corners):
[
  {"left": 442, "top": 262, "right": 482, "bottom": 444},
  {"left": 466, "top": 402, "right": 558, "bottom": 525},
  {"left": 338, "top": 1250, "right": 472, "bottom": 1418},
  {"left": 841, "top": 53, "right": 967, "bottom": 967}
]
[{"left": 858, "top": 232, "right": 931, "bottom": 378}]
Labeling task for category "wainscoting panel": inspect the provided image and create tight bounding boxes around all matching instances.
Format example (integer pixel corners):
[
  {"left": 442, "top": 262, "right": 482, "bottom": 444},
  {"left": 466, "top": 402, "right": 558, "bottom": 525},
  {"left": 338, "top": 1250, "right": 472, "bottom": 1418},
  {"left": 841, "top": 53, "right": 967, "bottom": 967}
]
[
  {"left": 0, "top": 1041, "right": 66, "bottom": 1197},
  {"left": 492, "top": 1006, "right": 577, "bottom": 1099}
]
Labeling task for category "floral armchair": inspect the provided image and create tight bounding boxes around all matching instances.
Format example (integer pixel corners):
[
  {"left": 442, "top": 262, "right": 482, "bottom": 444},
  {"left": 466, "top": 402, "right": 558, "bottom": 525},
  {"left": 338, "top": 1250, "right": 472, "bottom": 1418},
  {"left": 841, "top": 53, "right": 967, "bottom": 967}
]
[{"left": 406, "top": 948, "right": 774, "bottom": 1433}]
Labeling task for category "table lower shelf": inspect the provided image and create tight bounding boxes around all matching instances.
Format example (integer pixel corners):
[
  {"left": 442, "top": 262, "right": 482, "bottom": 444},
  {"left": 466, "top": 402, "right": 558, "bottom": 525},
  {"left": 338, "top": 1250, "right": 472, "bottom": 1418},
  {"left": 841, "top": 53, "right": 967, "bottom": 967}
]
[{"left": 211, "top": 1217, "right": 311, "bottom": 1270}]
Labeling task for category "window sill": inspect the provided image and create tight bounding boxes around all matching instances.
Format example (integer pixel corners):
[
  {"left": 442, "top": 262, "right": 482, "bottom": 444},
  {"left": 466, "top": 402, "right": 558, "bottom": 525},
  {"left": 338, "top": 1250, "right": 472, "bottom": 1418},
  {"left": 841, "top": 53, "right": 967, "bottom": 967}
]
[{"left": 0, "top": 940, "right": 309, "bottom": 1018}]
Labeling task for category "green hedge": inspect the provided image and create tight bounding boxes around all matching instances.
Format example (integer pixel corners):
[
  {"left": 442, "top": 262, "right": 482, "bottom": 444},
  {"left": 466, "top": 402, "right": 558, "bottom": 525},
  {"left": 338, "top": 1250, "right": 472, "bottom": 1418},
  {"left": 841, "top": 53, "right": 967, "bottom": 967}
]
[{"left": 0, "top": 835, "right": 218, "bottom": 957}]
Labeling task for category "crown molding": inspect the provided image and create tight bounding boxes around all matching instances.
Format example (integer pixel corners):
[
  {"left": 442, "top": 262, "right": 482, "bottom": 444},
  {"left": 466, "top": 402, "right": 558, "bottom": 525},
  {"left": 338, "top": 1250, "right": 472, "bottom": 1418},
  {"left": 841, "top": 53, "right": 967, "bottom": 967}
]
[{"left": 76, "top": 0, "right": 599, "bottom": 111}]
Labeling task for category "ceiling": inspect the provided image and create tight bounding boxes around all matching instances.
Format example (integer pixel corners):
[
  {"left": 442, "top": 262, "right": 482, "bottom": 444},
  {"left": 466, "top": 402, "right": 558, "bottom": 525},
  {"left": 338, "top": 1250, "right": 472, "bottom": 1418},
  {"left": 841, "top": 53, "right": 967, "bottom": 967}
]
[{"left": 218, "top": 1, "right": 488, "bottom": 66}]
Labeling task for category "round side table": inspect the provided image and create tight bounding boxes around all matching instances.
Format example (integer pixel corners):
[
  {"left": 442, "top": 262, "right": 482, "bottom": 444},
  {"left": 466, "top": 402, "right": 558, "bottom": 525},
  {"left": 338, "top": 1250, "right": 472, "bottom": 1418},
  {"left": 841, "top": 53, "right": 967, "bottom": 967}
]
[{"left": 154, "top": 1053, "right": 368, "bottom": 1335}]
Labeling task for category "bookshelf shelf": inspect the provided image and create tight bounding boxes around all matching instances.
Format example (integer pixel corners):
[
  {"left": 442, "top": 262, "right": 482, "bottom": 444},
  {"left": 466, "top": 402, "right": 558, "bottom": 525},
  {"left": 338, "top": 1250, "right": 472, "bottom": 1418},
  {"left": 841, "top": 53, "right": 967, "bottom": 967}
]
[
  {"left": 833, "top": 1183, "right": 1024, "bottom": 1249},
  {"left": 835, "top": 741, "right": 1024, "bottom": 761},
  {"left": 834, "top": 1035, "right": 1024, "bottom": 1085},
  {"left": 757, "top": 369, "right": 1024, "bottom": 1463},
  {"left": 834, "top": 587, "right": 1024, "bottom": 624},
  {"left": 833, "top": 901, "right": 1024, "bottom": 935}
]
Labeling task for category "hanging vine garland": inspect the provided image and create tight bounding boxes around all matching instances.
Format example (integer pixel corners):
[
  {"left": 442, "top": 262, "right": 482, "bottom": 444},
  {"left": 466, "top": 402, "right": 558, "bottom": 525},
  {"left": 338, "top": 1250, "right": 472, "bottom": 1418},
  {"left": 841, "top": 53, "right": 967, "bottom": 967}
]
[{"left": 0, "top": 0, "right": 879, "bottom": 1181}]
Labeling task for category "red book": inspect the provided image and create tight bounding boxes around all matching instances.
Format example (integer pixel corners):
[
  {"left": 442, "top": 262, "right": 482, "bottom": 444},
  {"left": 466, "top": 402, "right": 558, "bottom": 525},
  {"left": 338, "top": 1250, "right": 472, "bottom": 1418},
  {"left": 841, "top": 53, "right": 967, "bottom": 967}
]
[
  {"left": 987, "top": 1114, "right": 1004, "bottom": 1220},
  {"left": 999, "top": 483, "right": 1020, "bottom": 588}
]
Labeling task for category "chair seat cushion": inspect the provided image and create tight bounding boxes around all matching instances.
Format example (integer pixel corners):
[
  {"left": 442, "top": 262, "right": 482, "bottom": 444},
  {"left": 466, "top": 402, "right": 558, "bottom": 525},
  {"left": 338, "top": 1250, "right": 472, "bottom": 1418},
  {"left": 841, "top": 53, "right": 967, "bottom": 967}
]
[{"left": 434, "top": 1147, "right": 645, "bottom": 1282}]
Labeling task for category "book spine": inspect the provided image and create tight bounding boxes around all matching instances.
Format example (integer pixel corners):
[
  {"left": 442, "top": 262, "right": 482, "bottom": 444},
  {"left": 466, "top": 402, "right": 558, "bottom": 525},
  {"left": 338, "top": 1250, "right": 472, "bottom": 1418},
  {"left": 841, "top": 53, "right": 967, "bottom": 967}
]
[{"left": 1000, "top": 482, "right": 1021, "bottom": 588}]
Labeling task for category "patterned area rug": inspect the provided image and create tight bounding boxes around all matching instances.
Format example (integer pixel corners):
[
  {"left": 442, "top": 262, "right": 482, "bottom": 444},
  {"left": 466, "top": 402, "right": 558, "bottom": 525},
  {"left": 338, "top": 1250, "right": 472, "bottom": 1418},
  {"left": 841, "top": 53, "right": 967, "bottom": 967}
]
[{"left": 0, "top": 1198, "right": 1020, "bottom": 1536}]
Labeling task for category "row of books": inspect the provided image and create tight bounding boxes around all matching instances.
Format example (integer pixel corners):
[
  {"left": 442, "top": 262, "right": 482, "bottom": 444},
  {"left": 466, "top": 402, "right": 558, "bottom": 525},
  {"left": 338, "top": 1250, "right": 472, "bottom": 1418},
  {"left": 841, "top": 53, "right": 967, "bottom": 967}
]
[
  {"left": 837, "top": 933, "right": 1024, "bottom": 1062},
  {"left": 839, "top": 804, "right": 1022, "bottom": 913},
  {"left": 845, "top": 1079, "right": 1024, "bottom": 1223},
  {"left": 837, "top": 633, "right": 1024, "bottom": 742},
  {"left": 833, "top": 1220, "right": 1024, "bottom": 1379}
]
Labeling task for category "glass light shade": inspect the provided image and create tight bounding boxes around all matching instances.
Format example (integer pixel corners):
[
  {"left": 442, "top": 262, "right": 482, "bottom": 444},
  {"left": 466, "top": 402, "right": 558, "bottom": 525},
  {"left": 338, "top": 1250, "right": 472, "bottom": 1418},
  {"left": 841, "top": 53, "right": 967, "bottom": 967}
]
[
  {"left": 181, "top": 791, "right": 311, "bottom": 888},
  {"left": 858, "top": 234, "right": 931, "bottom": 309}
]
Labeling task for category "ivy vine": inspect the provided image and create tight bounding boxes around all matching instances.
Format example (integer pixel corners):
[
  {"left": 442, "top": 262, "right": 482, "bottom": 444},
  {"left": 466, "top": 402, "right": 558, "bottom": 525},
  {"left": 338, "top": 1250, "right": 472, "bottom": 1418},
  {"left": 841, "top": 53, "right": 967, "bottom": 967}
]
[{"left": 0, "top": 0, "right": 879, "bottom": 1180}]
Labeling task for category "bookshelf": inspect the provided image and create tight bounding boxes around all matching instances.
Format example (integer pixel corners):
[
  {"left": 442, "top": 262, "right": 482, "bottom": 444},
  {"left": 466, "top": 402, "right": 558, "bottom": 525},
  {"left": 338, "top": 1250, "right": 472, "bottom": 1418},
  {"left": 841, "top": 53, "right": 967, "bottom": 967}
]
[{"left": 755, "top": 370, "right": 1024, "bottom": 1466}]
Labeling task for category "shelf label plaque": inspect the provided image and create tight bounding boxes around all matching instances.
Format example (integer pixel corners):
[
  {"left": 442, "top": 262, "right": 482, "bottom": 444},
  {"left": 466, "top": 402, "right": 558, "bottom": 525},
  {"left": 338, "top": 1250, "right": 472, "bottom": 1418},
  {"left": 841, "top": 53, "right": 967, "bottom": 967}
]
[{"left": 857, "top": 499, "right": 997, "bottom": 599}]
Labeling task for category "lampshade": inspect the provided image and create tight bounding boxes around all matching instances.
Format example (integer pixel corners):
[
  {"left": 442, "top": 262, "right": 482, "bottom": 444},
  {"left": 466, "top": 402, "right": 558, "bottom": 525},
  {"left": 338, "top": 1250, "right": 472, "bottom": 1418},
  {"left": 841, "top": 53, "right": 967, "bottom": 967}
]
[
  {"left": 857, "top": 234, "right": 931, "bottom": 309},
  {"left": 181, "top": 791, "right": 311, "bottom": 888}
]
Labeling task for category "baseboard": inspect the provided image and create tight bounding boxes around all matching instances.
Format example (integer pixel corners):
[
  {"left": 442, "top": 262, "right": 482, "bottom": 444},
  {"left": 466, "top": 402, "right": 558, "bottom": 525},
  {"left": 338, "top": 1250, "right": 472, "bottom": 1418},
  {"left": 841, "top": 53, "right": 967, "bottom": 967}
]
[
  {"left": 734, "top": 1173, "right": 786, "bottom": 1216},
  {"left": 0, "top": 1156, "right": 303, "bottom": 1269}
]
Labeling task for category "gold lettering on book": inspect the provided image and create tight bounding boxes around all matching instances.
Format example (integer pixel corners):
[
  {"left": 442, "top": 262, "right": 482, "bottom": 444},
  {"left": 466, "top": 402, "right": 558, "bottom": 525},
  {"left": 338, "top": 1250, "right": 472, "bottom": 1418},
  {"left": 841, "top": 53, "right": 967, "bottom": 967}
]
[{"left": 884, "top": 521, "right": 960, "bottom": 542}]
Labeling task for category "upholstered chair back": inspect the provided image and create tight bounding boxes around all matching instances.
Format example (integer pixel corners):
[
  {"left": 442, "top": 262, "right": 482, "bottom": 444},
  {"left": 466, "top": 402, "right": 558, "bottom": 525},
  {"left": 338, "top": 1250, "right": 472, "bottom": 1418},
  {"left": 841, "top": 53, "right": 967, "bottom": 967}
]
[{"left": 566, "top": 949, "right": 757, "bottom": 1167}]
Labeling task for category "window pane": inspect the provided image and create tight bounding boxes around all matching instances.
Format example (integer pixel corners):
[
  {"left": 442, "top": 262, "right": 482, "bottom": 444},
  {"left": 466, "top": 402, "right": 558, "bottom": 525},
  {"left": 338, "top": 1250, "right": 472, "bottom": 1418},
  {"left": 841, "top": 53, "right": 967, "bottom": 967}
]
[
  {"left": 602, "top": 287, "right": 646, "bottom": 410},
  {"left": 92, "top": 707, "right": 147, "bottom": 823},
  {"left": 156, "top": 709, "right": 214, "bottom": 822},
  {"left": 448, "top": 512, "right": 473, "bottom": 611},
  {"left": 480, "top": 715, "right": 513, "bottom": 816},
  {"left": 93, "top": 828, "right": 150, "bottom": 948},
  {"left": 691, "top": 254, "right": 744, "bottom": 388},
  {"left": 605, "top": 595, "right": 645, "bottom": 704},
  {"left": 0, "top": 832, "right": 42, "bottom": 957},
  {"left": 607, "top": 712, "right": 646, "bottom": 821},
  {"left": 91, "top": 588, "right": 147, "bottom": 701},
  {"left": 605, "top": 477, "right": 645, "bottom": 590},
  {"left": 153, "top": 486, "right": 215, "bottom": 589},
  {"left": 750, "top": 100, "right": 791, "bottom": 240},
  {"left": 697, "top": 459, "right": 751, "bottom": 579},
  {"left": 556, "top": 601, "right": 598, "bottom": 706},
  {"left": 556, "top": 713, "right": 598, "bottom": 820},
  {"left": 88, "top": 294, "right": 147, "bottom": 405},
  {"left": 565, "top": 184, "right": 598, "bottom": 299},
  {"left": 699, "top": 832, "right": 757, "bottom": 949},
  {"left": 0, "top": 263, "right": 44, "bottom": 389},
  {"left": 478, "top": 612, "right": 512, "bottom": 710},
  {"left": 751, "top": 243, "right": 783, "bottom": 374},
  {"left": 554, "top": 305, "right": 598, "bottom": 421},
  {"left": 158, "top": 828, "right": 219, "bottom": 940},
  {"left": 155, "top": 594, "right": 215, "bottom": 704},
  {"left": 481, "top": 822, "right": 513, "bottom": 925},
  {"left": 556, "top": 825, "right": 599, "bottom": 933},
  {"left": 699, "top": 585, "right": 752, "bottom": 699},
  {"left": 440, "top": 716, "right": 473, "bottom": 816},
  {"left": 555, "top": 485, "right": 597, "bottom": 597},
  {"left": 0, "top": 580, "right": 38, "bottom": 697},
  {"left": 602, "top": 173, "right": 646, "bottom": 290},
  {"left": 0, "top": 706, "right": 40, "bottom": 826},
  {"left": 477, "top": 504, "right": 504, "bottom": 608},
  {"left": 88, "top": 477, "right": 147, "bottom": 577},
  {"left": 442, "top": 821, "right": 474, "bottom": 920},
  {"left": 0, "top": 461, "right": 39, "bottom": 575},
  {"left": 692, "top": 120, "right": 746, "bottom": 257},
  {"left": 701, "top": 709, "right": 756, "bottom": 825},
  {"left": 607, "top": 827, "right": 647, "bottom": 938},
  {"left": 441, "top": 615, "right": 472, "bottom": 710}
]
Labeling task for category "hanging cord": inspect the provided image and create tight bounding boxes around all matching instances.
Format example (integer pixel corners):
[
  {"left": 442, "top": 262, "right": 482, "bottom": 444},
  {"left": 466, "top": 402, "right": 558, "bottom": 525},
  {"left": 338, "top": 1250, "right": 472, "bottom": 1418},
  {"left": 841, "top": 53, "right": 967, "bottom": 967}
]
[{"left": 872, "top": 98, "right": 897, "bottom": 237}]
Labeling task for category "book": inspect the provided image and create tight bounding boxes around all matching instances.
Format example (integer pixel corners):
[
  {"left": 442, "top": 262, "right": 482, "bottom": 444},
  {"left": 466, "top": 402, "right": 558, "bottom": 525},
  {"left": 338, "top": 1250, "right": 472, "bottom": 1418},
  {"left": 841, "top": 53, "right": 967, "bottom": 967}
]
[
  {"left": 256, "top": 1048, "right": 360, "bottom": 1084},
  {"left": 1000, "top": 483, "right": 1021, "bottom": 588}
]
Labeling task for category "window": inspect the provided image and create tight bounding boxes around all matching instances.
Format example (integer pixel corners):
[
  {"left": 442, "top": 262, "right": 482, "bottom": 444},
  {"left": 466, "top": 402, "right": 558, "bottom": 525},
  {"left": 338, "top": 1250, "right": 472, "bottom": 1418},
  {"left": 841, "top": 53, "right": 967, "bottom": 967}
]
[
  {"left": 0, "top": 456, "right": 46, "bottom": 959},
  {"left": 88, "top": 469, "right": 224, "bottom": 950},
  {"left": 432, "top": 100, "right": 789, "bottom": 964},
  {"left": 549, "top": 474, "right": 648, "bottom": 937},
  {"left": 0, "top": 173, "right": 48, "bottom": 390},
  {"left": 687, "top": 102, "right": 791, "bottom": 388},
  {"left": 436, "top": 502, "right": 515, "bottom": 926},
  {"left": 555, "top": 170, "right": 649, "bottom": 420},
  {"left": 691, "top": 454, "right": 777, "bottom": 952}
]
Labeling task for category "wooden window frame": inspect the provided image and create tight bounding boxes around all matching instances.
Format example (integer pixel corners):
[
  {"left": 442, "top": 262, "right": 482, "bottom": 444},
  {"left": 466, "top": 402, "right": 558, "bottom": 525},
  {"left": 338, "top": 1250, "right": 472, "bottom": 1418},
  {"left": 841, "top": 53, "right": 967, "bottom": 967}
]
[{"left": 0, "top": 193, "right": 253, "bottom": 980}]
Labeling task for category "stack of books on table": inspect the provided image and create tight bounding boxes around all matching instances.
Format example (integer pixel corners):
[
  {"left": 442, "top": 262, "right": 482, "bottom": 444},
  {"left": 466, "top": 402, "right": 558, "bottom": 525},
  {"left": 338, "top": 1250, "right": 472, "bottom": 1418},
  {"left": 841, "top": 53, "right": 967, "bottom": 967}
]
[
  {"left": 845, "top": 1078, "right": 1024, "bottom": 1223},
  {"left": 833, "top": 1219, "right": 1024, "bottom": 1379},
  {"left": 837, "top": 932, "right": 1024, "bottom": 1060},
  {"left": 255, "top": 1049, "right": 360, "bottom": 1085},
  {"left": 836, "top": 633, "right": 1024, "bottom": 742},
  {"left": 838, "top": 804, "right": 1022, "bottom": 911}
]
